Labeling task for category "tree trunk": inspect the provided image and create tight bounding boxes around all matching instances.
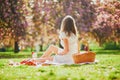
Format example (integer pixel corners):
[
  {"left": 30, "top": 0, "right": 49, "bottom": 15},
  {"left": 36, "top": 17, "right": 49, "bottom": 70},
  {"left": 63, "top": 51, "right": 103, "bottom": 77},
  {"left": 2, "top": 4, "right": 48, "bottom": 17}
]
[
  {"left": 14, "top": 41, "right": 19, "bottom": 53},
  {"left": 40, "top": 44, "right": 43, "bottom": 51}
]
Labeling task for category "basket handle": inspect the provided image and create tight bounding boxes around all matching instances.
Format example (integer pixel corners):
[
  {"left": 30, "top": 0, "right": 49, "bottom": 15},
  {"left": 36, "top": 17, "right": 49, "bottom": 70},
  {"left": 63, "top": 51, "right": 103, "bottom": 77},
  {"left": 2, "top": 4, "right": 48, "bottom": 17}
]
[{"left": 78, "top": 40, "right": 80, "bottom": 53}]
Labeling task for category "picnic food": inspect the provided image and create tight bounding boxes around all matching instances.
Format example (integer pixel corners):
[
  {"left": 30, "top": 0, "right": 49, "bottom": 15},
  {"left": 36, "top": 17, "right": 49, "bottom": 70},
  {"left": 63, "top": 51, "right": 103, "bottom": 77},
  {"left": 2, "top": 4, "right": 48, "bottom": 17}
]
[
  {"left": 72, "top": 51, "right": 96, "bottom": 64},
  {"left": 20, "top": 59, "right": 37, "bottom": 66}
]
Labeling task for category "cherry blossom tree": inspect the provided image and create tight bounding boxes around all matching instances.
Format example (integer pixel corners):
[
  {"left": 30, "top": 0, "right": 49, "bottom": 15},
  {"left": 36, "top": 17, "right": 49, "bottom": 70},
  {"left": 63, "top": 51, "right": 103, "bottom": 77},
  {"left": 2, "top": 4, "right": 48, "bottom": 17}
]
[
  {"left": 92, "top": 0, "right": 120, "bottom": 46},
  {"left": 0, "top": 0, "right": 28, "bottom": 53}
]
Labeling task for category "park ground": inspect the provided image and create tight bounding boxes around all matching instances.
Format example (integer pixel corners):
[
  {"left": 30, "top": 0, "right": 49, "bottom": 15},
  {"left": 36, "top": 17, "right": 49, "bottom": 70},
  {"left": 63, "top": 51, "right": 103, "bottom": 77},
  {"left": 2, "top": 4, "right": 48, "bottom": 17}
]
[{"left": 0, "top": 50, "right": 120, "bottom": 80}]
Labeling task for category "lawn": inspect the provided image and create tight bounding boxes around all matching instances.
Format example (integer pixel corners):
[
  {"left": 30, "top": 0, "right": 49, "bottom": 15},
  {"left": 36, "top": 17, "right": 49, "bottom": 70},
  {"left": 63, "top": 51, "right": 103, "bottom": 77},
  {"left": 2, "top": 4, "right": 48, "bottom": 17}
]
[{"left": 0, "top": 50, "right": 120, "bottom": 80}]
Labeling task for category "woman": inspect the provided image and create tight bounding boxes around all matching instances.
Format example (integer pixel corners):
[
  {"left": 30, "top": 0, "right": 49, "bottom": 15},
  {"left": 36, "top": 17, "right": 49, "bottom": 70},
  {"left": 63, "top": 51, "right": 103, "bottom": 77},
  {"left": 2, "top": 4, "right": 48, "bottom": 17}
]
[{"left": 39, "top": 15, "right": 78, "bottom": 64}]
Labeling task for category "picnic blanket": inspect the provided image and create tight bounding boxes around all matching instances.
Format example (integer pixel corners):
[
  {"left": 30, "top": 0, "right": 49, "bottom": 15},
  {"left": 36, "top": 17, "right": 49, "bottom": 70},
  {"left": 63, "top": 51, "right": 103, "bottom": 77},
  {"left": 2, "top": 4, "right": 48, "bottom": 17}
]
[
  {"left": 9, "top": 59, "right": 99, "bottom": 67},
  {"left": 42, "top": 59, "right": 99, "bottom": 66}
]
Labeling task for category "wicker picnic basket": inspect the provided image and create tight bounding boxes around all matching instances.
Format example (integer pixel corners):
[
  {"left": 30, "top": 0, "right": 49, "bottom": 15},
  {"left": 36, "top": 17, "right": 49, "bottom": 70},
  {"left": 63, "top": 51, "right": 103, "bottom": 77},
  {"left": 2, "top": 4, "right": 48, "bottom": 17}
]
[{"left": 72, "top": 51, "right": 96, "bottom": 64}]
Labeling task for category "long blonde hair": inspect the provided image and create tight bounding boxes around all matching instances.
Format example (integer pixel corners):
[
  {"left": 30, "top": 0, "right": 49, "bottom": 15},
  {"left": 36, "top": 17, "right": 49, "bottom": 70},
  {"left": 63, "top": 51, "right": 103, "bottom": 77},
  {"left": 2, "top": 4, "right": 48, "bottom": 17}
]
[{"left": 60, "top": 15, "right": 78, "bottom": 36}]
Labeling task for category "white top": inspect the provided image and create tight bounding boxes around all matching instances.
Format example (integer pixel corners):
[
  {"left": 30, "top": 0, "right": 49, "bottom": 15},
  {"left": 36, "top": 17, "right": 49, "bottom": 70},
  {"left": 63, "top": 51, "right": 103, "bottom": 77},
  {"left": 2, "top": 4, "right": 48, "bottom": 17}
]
[{"left": 53, "top": 32, "right": 78, "bottom": 64}]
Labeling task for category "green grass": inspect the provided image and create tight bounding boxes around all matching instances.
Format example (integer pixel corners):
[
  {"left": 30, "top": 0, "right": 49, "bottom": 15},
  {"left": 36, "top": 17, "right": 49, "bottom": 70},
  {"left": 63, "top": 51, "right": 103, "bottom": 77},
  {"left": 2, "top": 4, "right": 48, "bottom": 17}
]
[{"left": 0, "top": 51, "right": 120, "bottom": 80}]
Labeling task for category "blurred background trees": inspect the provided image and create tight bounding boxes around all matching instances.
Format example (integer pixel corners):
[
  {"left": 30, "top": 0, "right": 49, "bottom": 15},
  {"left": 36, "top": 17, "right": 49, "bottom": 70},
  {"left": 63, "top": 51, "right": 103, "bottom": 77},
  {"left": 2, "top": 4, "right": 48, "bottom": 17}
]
[
  {"left": 92, "top": 0, "right": 120, "bottom": 49},
  {"left": 0, "top": 0, "right": 120, "bottom": 53},
  {"left": 0, "top": 0, "right": 28, "bottom": 53}
]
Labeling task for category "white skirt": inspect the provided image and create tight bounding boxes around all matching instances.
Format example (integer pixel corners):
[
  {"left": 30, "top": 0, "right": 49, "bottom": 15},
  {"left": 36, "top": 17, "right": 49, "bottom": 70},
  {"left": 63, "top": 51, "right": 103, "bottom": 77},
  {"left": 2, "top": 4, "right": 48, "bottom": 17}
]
[{"left": 53, "top": 48, "right": 74, "bottom": 64}]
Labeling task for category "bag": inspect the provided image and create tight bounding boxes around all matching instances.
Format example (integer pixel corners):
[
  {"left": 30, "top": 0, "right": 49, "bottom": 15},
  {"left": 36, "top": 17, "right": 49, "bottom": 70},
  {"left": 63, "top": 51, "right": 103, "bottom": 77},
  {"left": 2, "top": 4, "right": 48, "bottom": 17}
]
[{"left": 72, "top": 51, "right": 96, "bottom": 64}]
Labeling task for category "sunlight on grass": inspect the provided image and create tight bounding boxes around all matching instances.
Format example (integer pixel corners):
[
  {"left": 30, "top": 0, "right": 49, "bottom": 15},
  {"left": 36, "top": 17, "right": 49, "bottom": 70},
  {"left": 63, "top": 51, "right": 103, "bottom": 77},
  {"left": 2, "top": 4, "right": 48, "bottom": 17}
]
[{"left": 0, "top": 51, "right": 120, "bottom": 80}]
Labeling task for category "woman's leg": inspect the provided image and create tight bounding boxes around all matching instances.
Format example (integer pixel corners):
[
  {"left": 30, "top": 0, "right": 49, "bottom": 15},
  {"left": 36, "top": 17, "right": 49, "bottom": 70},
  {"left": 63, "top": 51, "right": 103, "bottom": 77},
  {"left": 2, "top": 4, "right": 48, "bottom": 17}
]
[
  {"left": 40, "top": 45, "right": 58, "bottom": 58},
  {"left": 36, "top": 57, "right": 53, "bottom": 63}
]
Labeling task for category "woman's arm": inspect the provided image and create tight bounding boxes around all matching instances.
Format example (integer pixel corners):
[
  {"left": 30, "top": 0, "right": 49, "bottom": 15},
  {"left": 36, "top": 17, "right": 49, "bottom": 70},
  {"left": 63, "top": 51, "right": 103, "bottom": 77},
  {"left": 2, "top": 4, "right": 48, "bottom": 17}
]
[{"left": 58, "top": 38, "right": 69, "bottom": 55}]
